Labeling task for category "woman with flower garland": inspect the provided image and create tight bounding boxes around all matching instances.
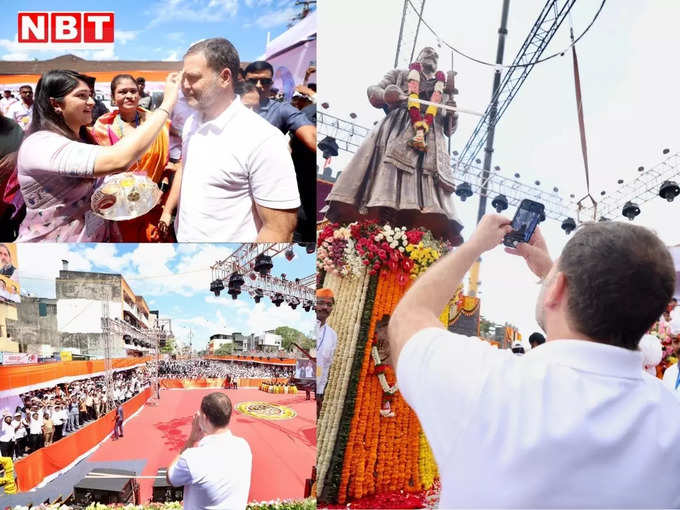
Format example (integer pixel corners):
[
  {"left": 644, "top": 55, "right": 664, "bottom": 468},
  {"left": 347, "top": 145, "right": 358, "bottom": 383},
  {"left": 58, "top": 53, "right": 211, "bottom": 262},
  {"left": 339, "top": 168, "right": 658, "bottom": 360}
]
[{"left": 324, "top": 47, "right": 463, "bottom": 244}]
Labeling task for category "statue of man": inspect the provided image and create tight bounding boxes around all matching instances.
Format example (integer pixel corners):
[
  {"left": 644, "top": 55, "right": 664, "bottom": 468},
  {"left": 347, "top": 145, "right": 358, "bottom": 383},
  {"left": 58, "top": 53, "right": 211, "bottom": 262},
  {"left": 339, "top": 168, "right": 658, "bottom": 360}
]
[{"left": 324, "top": 47, "right": 463, "bottom": 243}]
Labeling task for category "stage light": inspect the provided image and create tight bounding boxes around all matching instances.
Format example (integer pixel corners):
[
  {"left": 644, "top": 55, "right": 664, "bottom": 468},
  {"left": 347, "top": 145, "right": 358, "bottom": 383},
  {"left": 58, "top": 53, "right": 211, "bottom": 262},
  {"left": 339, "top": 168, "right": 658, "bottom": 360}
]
[
  {"left": 561, "top": 217, "right": 576, "bottom": 234},
  {"left": 514, "top": 173, "right": 520, "bottom": 178},
  {"left": 617, "top": 179, "right": 624, "bottom": 184},
  {"left": 321, "top": 102, "right": 329, "bottom": 109},
  {"left": 494, "top": 165, "right": 500, "bottom": 171},
  {"left": 227, "top": 272, "right": 244, "bottom": 300},
  {"left": 599, "top": 216, "right": 610, "bottom": 222},
  {"left": 622, "top": 201, "right": 640, "bottom": 221},
  {"left": 289, "top": 297, "right": 300, "bottom": 310},
  {"left": 663, "top": 148, "right": 670, "bottom": 155},
  {"left": 285, "top": 248, "right": 295, "bottom": 261},
  {"left": 302, "top": 300, "right": 313, "bottom": 312},
  {"left": 254, "top": 254, "right": 273, "bottom": 276},
  {"left": 210, "top": 279, "right": 224, "bottom": 297},
  {"left": 249, "top": 272, "right": 257, "bottom": 281},
  {"left": 475, "top": 159, "right": 481, "bottom": 164},
  {"left": 317, "top": 136, "right": 339, "bottom": 158},
  {"left": 253, "top": 289, "right": 264, "bottom": 304},
  {"left": 305, "top": 243, "right": 315, "bottom": 254},
  {"left": 659, "top": 180, "right": 680, "bottom": 202},
  {"left": 271, "top": 293, "right": 284, "bottom": 307},
  {"left": 535, "top": 180, "right": 540, "bottom": 186},
  {"left": 553, "top": 187, "right": 559, "bottom": 193},
  {"left": 491, "top": 194, "right": 508, "bottom": 213},
  {"left": 638, "top": 166, "right": 644, "bottom": 172},
  {"left": 455, "top": 182, "right": 473, "bottom": 201},
  {"left": 349, "top": 112, "right": 357, "bottom": 119}
]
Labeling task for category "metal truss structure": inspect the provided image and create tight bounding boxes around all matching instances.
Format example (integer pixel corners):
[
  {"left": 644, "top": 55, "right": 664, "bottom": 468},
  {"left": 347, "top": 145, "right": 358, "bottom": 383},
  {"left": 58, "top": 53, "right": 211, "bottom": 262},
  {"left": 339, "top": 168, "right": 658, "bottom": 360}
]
[
  {"left": 394, "top": 0, "right": 427, "bottom": 68},
  {"left": 211, "top": 243, "right": 315, "bottom": 307},
  {"left": 457, "top": 0, "right": 577, "bottom": 171},
  {"left": 100, "top": 316, "right": 169, "bottom": 409},
  {"left": 596, "top": 152, "right": 680, "bottom": 220}
]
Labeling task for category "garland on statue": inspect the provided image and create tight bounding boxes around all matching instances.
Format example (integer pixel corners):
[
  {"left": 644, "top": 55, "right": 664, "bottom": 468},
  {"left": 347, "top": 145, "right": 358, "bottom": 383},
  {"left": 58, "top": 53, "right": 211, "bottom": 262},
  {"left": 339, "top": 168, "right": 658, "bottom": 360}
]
[
  {"left": 407, "top": 62, "right": 445, "bottom": 152},
  {"left": 317, "top": 220, "right": 450, "bottom": 281}
]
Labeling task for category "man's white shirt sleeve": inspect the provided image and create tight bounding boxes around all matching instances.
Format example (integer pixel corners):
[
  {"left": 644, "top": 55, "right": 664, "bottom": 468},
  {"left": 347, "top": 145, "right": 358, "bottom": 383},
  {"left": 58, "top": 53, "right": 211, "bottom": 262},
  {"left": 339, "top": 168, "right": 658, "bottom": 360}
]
[
  {"left": 168, "top": 453, "right": 193, "bottom": 487},
  {"left": 396, "top": 327, "right": 507, "bottom": 460},
  {"left": 247, "top": 132, "right": 301, "bottom": 210}
]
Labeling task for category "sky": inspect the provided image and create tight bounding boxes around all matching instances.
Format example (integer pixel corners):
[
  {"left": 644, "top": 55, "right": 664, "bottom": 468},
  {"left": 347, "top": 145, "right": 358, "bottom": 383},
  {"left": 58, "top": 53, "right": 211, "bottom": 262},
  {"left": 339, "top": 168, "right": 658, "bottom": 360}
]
[
  {"left": 16, "top": 243, "right": 317, "bottom": 351},
  {"left": 318, "top": 0, "right": 680, "bottom": 343},
  {"left": 0, "top": 0, "right": 309, "bottom": 62}
]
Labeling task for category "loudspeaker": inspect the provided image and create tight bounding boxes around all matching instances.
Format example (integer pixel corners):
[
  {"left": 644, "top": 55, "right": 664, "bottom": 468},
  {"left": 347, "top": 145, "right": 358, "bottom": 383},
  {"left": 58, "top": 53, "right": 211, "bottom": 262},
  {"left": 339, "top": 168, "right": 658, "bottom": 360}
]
[
  {"left": 73, "top": 468, "right": 137, "bottom": 506},
  {"left": 152, "top": 467, "right": 184, "bottom": 503}
]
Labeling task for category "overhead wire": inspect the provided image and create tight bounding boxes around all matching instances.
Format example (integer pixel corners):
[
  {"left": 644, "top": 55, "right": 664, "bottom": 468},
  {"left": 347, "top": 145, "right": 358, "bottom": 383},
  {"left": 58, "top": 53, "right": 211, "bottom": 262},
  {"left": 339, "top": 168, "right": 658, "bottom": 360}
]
[{"left": 405, "top": 0, "right": 606, "bottom": 69}]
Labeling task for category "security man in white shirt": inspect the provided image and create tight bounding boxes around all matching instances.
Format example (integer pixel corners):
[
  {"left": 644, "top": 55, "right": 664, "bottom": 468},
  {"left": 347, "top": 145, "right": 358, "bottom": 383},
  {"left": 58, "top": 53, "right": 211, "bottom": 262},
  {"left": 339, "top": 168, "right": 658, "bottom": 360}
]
[
  {"left": 316, "top": 288, "right": 337, "bottom": 419},
  {"left": 168, "top": 392, "right": 252, "bottom": 509},
  {"left": 159, "top": 37, "right": 301, "bottom": 243},
  {"left": 390, "top": 215, "right": 680, "bottom": 508}
]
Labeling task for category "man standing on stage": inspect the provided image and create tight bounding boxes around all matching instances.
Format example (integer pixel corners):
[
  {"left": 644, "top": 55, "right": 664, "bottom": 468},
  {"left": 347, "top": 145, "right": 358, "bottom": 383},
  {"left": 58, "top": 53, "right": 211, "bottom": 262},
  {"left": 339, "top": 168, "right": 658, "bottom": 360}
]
[
  {"left": 113, "top": 403, "right": 124, "bottom": 440},
  {"left": 316, "top": 288, "right": 337, "bottom": 419},
  {"left": 167, "top": 392, "right": 252, "bottom": 509}
]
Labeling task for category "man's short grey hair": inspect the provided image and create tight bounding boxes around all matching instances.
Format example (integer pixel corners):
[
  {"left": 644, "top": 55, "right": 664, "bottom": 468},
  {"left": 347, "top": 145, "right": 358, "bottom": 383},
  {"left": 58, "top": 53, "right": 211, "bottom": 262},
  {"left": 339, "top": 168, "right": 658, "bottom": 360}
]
[{"left": 185, "top": 37, "right": 240, "bottom": 84}]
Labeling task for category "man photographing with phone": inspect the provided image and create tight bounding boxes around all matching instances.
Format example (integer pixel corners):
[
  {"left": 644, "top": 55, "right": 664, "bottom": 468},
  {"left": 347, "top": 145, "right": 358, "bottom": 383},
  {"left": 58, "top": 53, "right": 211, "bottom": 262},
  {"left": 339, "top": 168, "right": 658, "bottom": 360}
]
[{"left": 390, "top": 214, "right": 680, "bottom": 507}]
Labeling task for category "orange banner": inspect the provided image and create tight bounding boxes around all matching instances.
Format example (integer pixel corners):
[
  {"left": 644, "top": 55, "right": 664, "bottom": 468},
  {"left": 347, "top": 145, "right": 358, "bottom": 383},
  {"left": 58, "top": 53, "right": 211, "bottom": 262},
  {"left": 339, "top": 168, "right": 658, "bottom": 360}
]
[
  {"left": 159, "top": 378, "right": 289, "bottom": 389},
  {"left": 205, "top": 356, "right": 296, "bottom": 365},
  {"left": 14, "top": 388, "right": 151, "bottom": 492},
  {"left": 0, "top": 357, "right": 152, "bottom": 392},
  {"left": 0, "top": 70, "right": 179, "bottom": 85}
]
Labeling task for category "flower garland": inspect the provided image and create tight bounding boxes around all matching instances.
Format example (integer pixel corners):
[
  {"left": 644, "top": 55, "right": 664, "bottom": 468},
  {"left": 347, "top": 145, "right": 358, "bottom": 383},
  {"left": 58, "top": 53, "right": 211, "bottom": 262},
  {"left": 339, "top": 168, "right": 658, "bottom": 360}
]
[
  {"left": 319, "top": 272, "right": 379, "bottom": 504},
  {"left": 317, "top": 269, "right": 371, "bottom": 499},
  {"left": 406, "top": 62, "right": 445, "bottom": 152},
  {"left": 317, "top": 221, "right": 449, "bottom": 283},
  {"left": 371, "top": 345, "right": 397, "bottom": 417}
]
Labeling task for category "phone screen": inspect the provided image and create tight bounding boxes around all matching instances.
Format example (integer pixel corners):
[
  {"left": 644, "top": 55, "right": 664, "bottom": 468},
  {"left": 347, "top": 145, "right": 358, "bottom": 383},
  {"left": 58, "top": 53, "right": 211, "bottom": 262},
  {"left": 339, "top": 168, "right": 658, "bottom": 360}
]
[{"left": 503, "top": 200, "right": 544, "bottom": 247}]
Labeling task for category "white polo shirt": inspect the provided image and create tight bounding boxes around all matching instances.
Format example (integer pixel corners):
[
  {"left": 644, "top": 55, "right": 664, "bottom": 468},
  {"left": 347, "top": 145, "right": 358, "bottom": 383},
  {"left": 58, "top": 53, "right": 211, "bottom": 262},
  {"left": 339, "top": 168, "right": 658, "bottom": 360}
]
[
  {"left": 662, "top": 362, "right": 680, "bottom": 398},
  {"left": 397, "top": 329, "right": 680, "bottom": 508},
  {"left": 175, "top": 96, "right": 300, "bottom": 242},
  {"left": 7, "top": 101, "right": 33, "bottom": 131},
  {"left": 168, "top": 430, "right": 252, "bottom": 510}
]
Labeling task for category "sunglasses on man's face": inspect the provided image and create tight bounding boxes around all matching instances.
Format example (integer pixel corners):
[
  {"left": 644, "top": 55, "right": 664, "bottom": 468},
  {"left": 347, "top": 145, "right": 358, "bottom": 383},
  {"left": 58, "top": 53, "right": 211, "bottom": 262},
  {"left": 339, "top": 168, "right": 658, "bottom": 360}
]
[{"left": 246, "top": 77, "right": 273, "bottom": 86}]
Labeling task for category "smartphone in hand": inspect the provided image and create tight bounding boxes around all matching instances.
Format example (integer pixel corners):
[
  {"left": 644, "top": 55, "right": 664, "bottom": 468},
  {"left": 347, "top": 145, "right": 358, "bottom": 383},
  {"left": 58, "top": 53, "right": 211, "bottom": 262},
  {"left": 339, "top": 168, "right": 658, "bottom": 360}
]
[{"left": 503, "top": 199, "right": 545, "bottom": 248}]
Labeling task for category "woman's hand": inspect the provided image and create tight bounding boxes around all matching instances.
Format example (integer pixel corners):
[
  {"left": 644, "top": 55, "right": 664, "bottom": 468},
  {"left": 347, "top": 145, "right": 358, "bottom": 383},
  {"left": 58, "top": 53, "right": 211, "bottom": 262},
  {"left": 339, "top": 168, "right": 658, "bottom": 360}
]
[{"left": 160, "top": 72, "right": 182, "bottom": 110}]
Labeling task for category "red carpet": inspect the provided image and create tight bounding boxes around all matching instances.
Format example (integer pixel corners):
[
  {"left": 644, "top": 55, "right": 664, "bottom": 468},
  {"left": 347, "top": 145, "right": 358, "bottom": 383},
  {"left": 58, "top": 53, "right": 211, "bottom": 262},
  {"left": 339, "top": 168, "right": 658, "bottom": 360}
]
[{"left": 89, "top": 388, "right": 316, "bottom": 503}]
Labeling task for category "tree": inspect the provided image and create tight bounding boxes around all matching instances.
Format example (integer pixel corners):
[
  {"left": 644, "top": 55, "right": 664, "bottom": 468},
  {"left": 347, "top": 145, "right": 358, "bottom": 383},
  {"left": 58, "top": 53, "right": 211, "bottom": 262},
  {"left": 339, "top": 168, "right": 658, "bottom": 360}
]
[
  {"left": 215, "top": 343, "right": 234, "bottom": 355},
  {"left": 160, "top": 337, "right": 175, "bottom": 354},
  {"left": 274, "top": 326, "right": 315, "bottom": 353}
]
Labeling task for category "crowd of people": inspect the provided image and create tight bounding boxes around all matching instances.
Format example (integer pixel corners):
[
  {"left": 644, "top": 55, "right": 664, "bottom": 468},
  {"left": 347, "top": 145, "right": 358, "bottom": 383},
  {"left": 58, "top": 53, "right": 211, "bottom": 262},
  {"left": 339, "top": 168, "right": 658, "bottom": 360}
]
[
  {"left": 157, "top": 359, "right": 293, "bottom": 379},
  {"left": 0, "top": 37, "right": 317, "bottom": 243},
  {"left": 0, "top": 367, "right": 150, "bottom": 460}
]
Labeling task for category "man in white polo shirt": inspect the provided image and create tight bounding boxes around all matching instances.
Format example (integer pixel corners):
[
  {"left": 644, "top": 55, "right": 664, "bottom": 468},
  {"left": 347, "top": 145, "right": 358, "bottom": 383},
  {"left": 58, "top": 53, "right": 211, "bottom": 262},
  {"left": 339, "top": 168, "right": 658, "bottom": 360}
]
[
  {"left": 390, "top": 216, "right": 680, "bottom": 508},
  {"left": 159, "top": 37, "right": 300, "bottom": 242},
  {"left": 168, "top": 392, "right": 252, "bottom": 509}
]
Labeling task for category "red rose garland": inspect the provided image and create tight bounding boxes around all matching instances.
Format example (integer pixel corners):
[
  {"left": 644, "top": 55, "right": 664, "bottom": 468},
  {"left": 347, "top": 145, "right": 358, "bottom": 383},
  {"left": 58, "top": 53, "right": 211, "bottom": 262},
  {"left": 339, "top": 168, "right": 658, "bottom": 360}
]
[{"left": 407, "top": 63, "right": 446, "bottom": 152}]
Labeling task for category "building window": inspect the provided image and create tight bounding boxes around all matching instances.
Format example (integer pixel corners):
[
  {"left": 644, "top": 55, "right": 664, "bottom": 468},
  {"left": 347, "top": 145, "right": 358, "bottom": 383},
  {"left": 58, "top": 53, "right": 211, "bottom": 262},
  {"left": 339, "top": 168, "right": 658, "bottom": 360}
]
[{"left": 39, "top": 303, "right": 47, "bottom": 317}]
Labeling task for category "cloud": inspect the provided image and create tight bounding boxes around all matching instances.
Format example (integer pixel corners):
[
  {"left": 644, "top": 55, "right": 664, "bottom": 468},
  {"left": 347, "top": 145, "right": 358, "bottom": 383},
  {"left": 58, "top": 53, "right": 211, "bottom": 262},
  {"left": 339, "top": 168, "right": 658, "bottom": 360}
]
[
  {"left": 166, "top": 32, "right": 185, "bottom": 42},
  {"left": 115, "top": 30, "right": 138, "bottom": 45},
  {"left": 147, "top": 0, "right": 238, "bottom": 27},
  {"left": 18, "top": 244, "right": 94, "bottom": 299},
  {"left": 163, "top": 50, "right": 179, "bottom": 62},
  {"left": 245, "top": 0, "right": 275, "bottom": 6},
  {"left": 253, "top": 6, "right": 297, "bottom": 29}
]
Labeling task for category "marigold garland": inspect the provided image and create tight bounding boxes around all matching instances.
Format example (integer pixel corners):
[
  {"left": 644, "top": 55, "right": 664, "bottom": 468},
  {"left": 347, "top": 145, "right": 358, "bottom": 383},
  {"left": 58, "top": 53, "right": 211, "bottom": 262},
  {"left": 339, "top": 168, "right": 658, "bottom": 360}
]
[
  {"left": 319, "top": 272, "right": 380, "bottom": 504},
  {"left": 318, "top": 224, "right": 450, "bottom": 506}
]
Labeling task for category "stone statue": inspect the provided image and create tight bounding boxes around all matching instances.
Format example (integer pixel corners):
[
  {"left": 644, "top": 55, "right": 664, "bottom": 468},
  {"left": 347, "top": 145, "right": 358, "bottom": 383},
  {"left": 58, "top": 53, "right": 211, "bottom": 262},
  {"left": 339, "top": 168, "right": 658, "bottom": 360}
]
[{"left": 324, "top": 47, "right": 463, "bottom": 244}]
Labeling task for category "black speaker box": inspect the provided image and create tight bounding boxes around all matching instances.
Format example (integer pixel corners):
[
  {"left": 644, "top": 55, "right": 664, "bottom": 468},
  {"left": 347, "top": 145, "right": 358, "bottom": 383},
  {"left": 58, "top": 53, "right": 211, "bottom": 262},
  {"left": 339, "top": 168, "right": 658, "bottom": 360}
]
[{"left": 152, "top": 467, "right": 184, "bottom": 503}]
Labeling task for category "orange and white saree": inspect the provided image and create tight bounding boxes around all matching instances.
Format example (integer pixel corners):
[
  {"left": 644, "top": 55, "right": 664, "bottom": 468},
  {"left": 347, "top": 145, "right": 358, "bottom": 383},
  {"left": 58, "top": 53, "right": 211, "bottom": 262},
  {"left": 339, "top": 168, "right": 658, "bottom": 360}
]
[{"left": 90, "top": 107, "right": 171, "bottom": 242}]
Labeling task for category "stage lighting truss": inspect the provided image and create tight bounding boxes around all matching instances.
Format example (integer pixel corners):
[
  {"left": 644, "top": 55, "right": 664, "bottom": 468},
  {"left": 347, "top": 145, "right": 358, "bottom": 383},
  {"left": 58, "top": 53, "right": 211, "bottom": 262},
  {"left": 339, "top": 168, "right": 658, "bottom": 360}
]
[
  {"left": 101, "top": 316, "right": 169, "bottom": 349},
  {"left": 318, "top": 112, "right": 680, "bottom": 224},
  {"left": 596, "top": 153, "right": 680, "bottom": 220},
  {"left": 210, "top": 243, "right": 316, "bottom": 307}
]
